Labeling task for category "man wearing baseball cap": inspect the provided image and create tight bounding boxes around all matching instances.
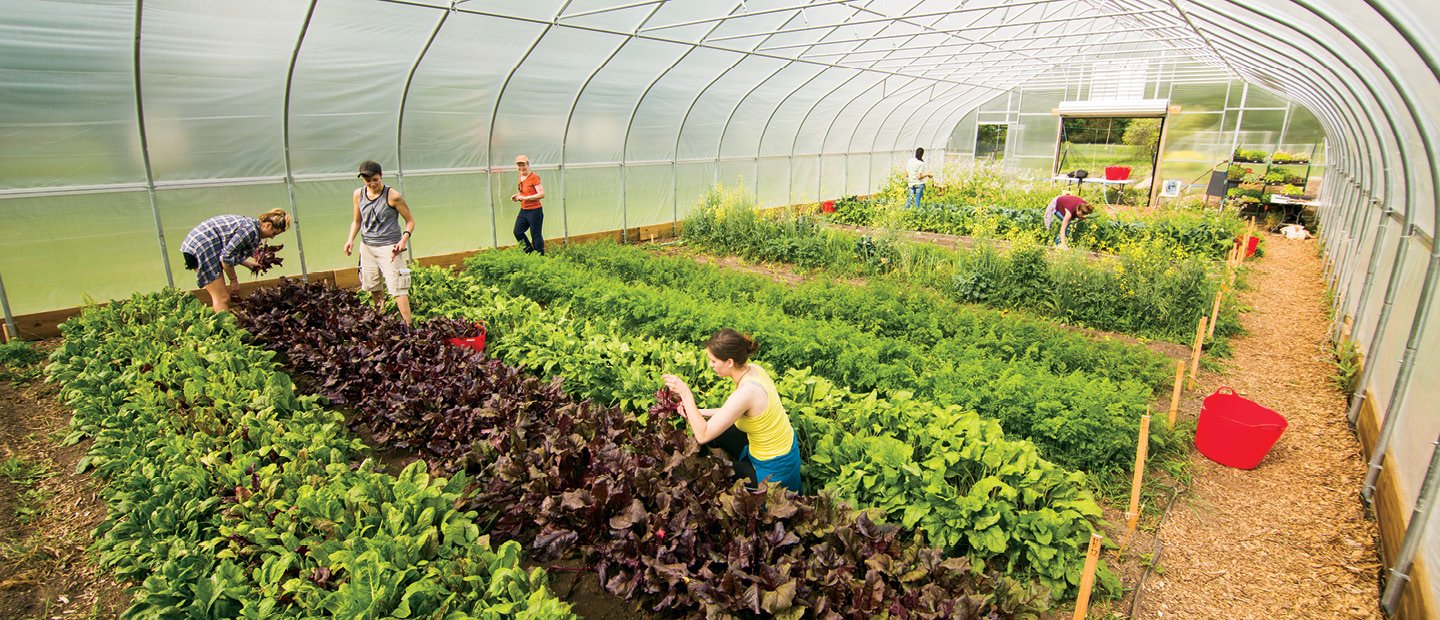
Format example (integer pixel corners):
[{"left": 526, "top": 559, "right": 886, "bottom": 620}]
[{"left": 345, "top": 160, "right": 416, "bottom": 325}]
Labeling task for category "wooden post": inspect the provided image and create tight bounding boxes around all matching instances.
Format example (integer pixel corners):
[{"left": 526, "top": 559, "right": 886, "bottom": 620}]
[
  {"left": 0, "top": 323, "right": 9, "bottom": 344},
  {"left": 1206, "top": 289, "right": 1223, "bottom": 340},
  {"left": 1189, "top": 316, "right": 1207, "bottom": 390},
  {"left": 1125, "top": 412, "right": 1152, "bottom": 541},
  {"left": 1168, "top": 360, "right": 1184, "bottom": 426},
  {"left": 1073, "top": 533, "right": 1105, "bottom": 620}
]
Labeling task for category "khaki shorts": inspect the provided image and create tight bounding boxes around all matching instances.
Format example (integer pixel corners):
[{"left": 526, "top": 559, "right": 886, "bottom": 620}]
[{"left": 358, "top": 242, "right": 410, "bottom": 297}]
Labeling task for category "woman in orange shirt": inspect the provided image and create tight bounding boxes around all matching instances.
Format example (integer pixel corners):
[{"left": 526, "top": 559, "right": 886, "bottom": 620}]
[{"left": 510, "top": 155, "right": 545, "bottom": 255}]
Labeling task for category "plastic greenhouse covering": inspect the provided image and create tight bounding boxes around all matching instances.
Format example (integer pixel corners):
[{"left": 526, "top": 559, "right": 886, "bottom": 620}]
[{"left": 1, "top": 0, "right": 1438, "bottom": 613}]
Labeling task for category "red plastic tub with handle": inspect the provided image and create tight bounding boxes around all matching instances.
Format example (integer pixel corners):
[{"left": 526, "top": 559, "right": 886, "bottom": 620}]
[
  {"left": 1104, "top": 165, "right": 1132, "bottom": 180},
  {"left": 447, "top": 323, "right": 487, "bottom": 354},
  {"left": 1195, "top": 387, "right": 1288, "bottom": 469}
]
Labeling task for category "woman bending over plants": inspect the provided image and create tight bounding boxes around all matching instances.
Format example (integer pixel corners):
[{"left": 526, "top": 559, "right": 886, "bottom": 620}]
[{"left": 662, "top": 329, "right": 803, "bottom": 493}]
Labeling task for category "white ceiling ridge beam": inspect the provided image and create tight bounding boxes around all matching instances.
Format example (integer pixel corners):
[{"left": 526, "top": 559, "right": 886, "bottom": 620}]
[
  {"left": 759, "top": 7, "right": 1171, "bottom": 51},
  {"left": 375, "top": 0, "right": 998, "bottom": 87},
  {"left": 558, "top": 0, "right": 667, "bottom": 21},
  {"left": 949, "top": 63, "right": 1231, "bottom": 80},
  {"left": 834, "top": 42, "right": 1206, "bottom": 66},
  {"left": 1019, "top": 76, "right": 1239, "bottom": 89},
  {"left": 865, "top": 47, "right": 1212, "bottom": 71},
  {"left": 919, "top": 40, "right": 1225, "bottom": 82},
  {"left": 700, "top": 0, "right": 1062, "bottom": 41},
  {"left": 802, "top": 22, "right": 1190, "bottom": 59},
  {"left": 828, "top": 34, "right": 1205, "bottom": 61},
  {"left": 637, "top": 0, "right": 857, "bottom": 32}
]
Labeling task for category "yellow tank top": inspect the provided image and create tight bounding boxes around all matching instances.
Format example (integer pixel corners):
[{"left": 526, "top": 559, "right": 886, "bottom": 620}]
[{"left": 733, "top": 365, "right": 795, "bottom": 461}]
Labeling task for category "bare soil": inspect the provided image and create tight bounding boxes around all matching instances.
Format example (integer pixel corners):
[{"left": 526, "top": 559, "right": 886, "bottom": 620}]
[{"left": 0, "top": 343, "right": 130, "bottom": 619}]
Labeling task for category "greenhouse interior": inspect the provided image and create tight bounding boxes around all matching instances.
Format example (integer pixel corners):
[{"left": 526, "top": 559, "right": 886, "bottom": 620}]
[{"left": 0, "top": 0, "right": 1436, "bottom": 617}]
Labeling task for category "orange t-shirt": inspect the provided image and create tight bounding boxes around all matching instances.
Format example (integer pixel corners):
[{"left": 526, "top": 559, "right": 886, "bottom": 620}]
[{"left": 518, "top": 172, "right": 542, "bottom": 210}]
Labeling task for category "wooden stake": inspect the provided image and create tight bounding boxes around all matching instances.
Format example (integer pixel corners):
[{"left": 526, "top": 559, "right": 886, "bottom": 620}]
[
  {"left": 1168, "top": 360, "right": 1184, "bottom": 426},
  {"left": 1206, "top": 289, "right": 1223, "bottom": 340},
  {"left": 1073, "top": 533, "right": 1105, "bottom": 620},
  {"left": 1189, "top": 316, "right": 1207, "bottom": 390},
  {"left": 0, "top": 323, "right": 9, "bottom": 344},
  {"left": 1125, "top": 412, "right": 1152, "bottom": 540}
]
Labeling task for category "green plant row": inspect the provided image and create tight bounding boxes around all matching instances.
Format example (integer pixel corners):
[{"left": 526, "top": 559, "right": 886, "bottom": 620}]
[
  {"left": 46, "top": 291, "right": 572, "bottom": 619},
  {"left": 407, "top": 266, "right": 1117, "bottom": 601},
  {"left": 839, "top": 200, "right": 1245, "bottom": 261},
  {"left": 462, "top": 249, "right": 1175, "bottom": 479},
  {"left": 684, "top": 191, "right": 1240, "bottom": 343},
  {"left": 553, "top": 240, "right": 1172, "bottom": 389}
]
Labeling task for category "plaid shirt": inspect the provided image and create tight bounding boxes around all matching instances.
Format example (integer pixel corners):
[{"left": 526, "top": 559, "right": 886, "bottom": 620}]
[{"left": 180, "top": 215, "right": 260, "bottom": 286}]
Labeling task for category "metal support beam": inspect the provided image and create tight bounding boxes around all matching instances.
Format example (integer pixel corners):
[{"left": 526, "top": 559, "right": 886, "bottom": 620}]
[
  {"left": 280, "top": 0, "right": 320, "bottom": 280},
  {"left": 395, "top": 6, "right": 452, "bottom": 263},
  {"left": 132, "top": 0, "right": 176, "bottom": 290},
  {"left": 485, "top": 1, "right": 577, "bottom": 249},
  {"left": 0, "top": 272, "right": 17, "bottom": 342}
]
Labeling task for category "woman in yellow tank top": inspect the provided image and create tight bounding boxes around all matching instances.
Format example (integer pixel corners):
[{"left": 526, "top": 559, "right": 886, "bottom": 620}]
[{"left": 662, "top": 329, "right": 803, "bottom": 493}]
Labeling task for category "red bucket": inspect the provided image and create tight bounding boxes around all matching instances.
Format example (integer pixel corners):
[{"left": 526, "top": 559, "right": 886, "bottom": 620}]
[
  {"left": 821, "top": 200, "right": 836, "bottom": 213},
  {"left": 1195, "top": 387, "right": 1287, "bottom": 469},
  {"left": 1237, "top": 235, "right": 1259, "bottom": 258},
  {"left": 447, "top": 323, "right": 487, "bottom": 353},
  {"left": 1104, "top": 166, "right": 1132, "bottom": 181}
]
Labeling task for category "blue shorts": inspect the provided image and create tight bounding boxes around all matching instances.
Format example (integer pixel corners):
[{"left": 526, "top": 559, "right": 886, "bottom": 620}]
[{"left": 740, "top": 436, "right": 803, "bottom": 494}]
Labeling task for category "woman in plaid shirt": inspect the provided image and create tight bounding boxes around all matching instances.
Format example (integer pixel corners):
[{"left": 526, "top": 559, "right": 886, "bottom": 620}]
[{"left": 180, "top": 208, "right": 290, "bottom": 313}]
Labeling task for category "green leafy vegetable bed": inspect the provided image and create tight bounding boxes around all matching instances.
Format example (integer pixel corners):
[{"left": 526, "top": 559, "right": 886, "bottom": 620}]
[
  {"left": 48, "top": 291, "right": 571, "bottom": 618},
  {"left": 409, "top": 266, "right": 1118, "bottom": 601},
  {"left": 462, "top": 249, "right": 1176, "bottom": 479},
  {"left": 683, "top": 193, "right": 1239, "bottom": 343}
]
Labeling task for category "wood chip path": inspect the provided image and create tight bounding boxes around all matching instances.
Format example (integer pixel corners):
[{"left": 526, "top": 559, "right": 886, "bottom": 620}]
[{"left": 1132, "top": 234, "right": 1381, "bottom": 619}]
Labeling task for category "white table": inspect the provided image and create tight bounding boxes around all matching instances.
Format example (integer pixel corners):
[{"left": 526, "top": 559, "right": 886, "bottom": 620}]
[{"left": 1050, "top": 175, "right": 1136, "bottom": 204}]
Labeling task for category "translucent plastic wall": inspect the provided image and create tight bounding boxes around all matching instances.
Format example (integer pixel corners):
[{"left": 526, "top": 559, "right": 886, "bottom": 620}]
[
  {"left": 2, "top": 0, "right": 1440, "bottom": 613},
  {"left": 2, "top": 0, "right": 986, "bottom": 315}
]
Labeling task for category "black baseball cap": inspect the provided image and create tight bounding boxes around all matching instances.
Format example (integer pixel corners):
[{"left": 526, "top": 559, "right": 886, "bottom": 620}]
[{"left": 358, "top": 160, "right": 382, "bottom": 178}]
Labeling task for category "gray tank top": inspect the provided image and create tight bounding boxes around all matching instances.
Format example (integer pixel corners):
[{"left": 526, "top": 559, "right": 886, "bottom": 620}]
[{"left": 359, "top": 185, "right": 403, "bottom": 245}]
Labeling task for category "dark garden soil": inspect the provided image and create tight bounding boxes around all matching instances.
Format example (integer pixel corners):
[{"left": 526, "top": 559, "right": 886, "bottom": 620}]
[{"left": 0, "top": 341, "right": 130, "bottom": 619}]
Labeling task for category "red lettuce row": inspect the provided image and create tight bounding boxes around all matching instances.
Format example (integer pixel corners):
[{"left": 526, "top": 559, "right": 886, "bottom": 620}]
[{"left": 236, "top": 280, "right": 1025, "bottom": 619}]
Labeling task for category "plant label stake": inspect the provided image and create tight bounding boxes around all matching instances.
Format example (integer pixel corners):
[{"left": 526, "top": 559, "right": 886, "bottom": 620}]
[
  {"left": 1189, "top": 316, "right": 1207, "bottom": 390},
  {"left": 1206, "top": 289, "right": 1223, "bottom": 340},
  {"left": 1122, "top": 411, "right": 1151, "bottom": 552},
  {"left": 1168, "top": 360, "right": 1184, "bottom": 426},
  {"left": 1072, "top": 532, "right": 1105, "bottom": 620}
]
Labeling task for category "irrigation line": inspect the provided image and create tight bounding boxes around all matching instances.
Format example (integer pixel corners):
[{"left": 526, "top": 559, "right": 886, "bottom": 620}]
[{"left": 1128, "top": 483, "right": 1185, "bottom": 618}]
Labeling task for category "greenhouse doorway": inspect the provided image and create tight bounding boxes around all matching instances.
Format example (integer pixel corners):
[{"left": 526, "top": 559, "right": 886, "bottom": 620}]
[
  {"left": 1051, "top": 99, "right": 1173, "bottom": 206},
  {"left": 975, "top": 123, "right": 1008, "bottom": 160},
  {"left": 1054, "top": 117, "right": 1162, "bottom": 192}
]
